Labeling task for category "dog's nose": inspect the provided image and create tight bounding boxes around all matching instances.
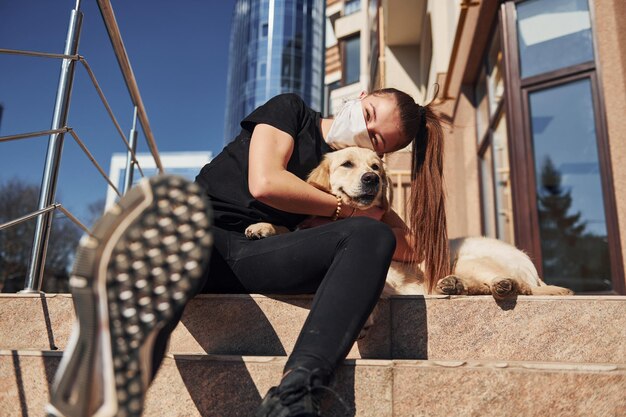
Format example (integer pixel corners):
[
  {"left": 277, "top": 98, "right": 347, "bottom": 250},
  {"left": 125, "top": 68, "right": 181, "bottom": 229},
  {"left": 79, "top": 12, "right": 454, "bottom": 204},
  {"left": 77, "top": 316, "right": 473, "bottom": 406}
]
[{"left": 361, "top": 172, "right": 379, "bottom": 186}]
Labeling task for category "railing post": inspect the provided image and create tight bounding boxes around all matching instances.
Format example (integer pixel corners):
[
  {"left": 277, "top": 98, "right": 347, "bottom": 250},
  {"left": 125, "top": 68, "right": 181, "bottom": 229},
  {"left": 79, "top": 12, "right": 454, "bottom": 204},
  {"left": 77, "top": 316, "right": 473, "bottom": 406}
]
[
  {"left": 22, "top": 0, "right": 83, "bottom": 293},
  {"left": 123, "top": 106, "right": 139, "bottom": 194}
]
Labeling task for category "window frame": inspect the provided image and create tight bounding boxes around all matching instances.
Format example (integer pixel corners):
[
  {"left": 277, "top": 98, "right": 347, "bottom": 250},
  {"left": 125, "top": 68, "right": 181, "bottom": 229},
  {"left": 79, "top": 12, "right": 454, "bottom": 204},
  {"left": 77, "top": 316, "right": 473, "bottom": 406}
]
[
  {"left": 340, "top": 34, "right": 360, "bottom": 86},
  {"left": 475, "top": 22, "right": 510, "bottom": 241},
  {"left": 501, "top": 0, "right": 624, "bottom": 293}
]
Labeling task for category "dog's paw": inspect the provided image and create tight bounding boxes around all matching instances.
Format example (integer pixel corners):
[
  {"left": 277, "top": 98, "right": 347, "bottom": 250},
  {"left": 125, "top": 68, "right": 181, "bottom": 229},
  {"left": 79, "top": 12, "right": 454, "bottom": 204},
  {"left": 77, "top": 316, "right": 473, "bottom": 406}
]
[
  {"left": 490, "top": 277, "right": 519, "bottom": 299},
  {"left": 436, "top": 275, "right": 467, "bottom": 295},
  {"left": 532, "top": 285, "right": 575, "bottom": 296},
  {"left": 551, "top": 287, "right": 575, "bottom": 296},
  {"left": 245, "top": 223, "right": 279, "bottom": 240}
]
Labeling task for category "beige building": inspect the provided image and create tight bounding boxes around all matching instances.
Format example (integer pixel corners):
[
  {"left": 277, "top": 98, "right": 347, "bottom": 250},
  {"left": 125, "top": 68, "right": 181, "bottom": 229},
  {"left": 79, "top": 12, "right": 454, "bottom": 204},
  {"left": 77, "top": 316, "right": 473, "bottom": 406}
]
[{"left": 326, "top": 0, "right": 626, "bottom": 295}]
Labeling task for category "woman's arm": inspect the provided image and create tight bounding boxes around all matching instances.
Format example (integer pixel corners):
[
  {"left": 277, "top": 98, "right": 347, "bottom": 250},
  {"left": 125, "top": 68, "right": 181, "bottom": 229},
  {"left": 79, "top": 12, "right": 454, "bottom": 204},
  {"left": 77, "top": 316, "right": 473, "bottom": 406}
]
[
  {"left": 381, "top": 208, "right": 414, "bottom": 262},
  {"left": 248, "top": 123, "right": 340, "bottom": 217},
  {"left": 249, "top": 123, "right": 386, "bottom": 220}
]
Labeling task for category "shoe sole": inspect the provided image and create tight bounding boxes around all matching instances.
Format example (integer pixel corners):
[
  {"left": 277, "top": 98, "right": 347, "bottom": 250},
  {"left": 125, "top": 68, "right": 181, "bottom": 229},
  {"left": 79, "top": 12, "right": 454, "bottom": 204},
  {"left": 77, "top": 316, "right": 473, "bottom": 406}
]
[{"left": 46, "top": 175, "right": 212, "bottom": 417}]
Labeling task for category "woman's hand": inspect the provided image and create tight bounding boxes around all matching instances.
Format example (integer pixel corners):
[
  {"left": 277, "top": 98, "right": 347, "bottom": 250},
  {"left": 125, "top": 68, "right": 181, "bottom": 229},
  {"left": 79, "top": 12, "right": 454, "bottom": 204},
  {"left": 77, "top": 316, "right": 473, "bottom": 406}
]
[
  {"left": 343, "top": 205, "right": 385, "bottom": 221},
  {"left": 299, "top": 205, "right": 385, "bottom": 229}
]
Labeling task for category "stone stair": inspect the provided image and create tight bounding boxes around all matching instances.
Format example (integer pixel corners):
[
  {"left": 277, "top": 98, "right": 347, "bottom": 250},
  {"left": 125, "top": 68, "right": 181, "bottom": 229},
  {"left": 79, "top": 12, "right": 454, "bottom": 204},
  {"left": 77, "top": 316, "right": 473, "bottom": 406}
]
[{"left": 1, "top": 293, "right": 625, "bottom": 416}]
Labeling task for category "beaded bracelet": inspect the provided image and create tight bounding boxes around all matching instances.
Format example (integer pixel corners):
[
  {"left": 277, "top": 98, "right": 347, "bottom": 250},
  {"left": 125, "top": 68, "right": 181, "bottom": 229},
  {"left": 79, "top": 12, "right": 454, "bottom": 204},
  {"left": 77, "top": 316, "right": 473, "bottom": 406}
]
[{"left": 331, "top": 195, "right": 342, "bottom": 221}]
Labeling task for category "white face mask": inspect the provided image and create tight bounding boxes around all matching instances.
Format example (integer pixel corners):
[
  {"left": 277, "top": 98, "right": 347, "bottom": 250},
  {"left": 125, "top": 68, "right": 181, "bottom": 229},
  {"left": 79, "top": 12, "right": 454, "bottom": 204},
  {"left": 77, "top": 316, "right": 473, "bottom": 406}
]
[{"left": 325, "top": 99, "right": 373, "bottom": 150}]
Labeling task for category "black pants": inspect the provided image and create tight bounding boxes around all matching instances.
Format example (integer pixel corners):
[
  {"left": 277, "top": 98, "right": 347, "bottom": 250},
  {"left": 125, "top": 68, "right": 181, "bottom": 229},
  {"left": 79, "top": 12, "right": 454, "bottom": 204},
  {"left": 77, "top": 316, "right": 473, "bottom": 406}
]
[
  {"left": 153, "top": 217, "right": 395, "bottom": 380},
  {"left": 207, "top": 217, "right": 395, "bottom": 376}
]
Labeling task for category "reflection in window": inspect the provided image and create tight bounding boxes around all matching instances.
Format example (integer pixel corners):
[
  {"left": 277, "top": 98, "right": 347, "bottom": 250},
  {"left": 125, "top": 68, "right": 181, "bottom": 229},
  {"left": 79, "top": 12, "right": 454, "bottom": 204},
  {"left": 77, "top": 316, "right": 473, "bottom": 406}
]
[
  {"left": 487, "top": 33, "right": 504, "bottom": 115},
  {"left": 529, "top": 78, "right": 611, "bottom": 292},
  {"left": 516, "top": 0, "right": 594, "bottom": 78},
  {"left": 475, "top": 28, "right": 512, "bottom": 244},
  {"left": 475, "top": 69, "right": 489, "bottom": 143},
  {"left": 344, "top": 0, "right": 361, "bottom": 16},
  {"left": 480, "top": 146, "right": 496, "bottom": 238},
  {"left": 493, "top": 112, "right": 514, "bottom": 243},
  {"left": 343, "top": 36, "right": 360, "bottom": 85}
]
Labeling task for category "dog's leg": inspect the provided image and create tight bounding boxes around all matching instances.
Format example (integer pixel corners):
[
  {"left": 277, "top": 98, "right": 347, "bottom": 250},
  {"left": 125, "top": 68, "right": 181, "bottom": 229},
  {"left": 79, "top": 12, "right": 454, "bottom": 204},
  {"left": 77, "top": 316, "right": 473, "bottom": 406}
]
[
  {"left": 530, "top": 285, "right": 574, "bottom": 296},
  {"left": 490, "top": 277, "right": 533, "bottom": 299},
  {"left": 435, "top": 275, "right": 491, "bottom": 295},
  {"left": 244, "top": 222, "right": 290, "bottom": 240}
]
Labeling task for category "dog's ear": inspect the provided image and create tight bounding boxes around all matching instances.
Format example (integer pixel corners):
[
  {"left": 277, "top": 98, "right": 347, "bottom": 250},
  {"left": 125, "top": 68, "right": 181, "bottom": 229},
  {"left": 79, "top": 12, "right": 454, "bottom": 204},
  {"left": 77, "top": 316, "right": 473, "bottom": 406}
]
[
  {"left": 381, "top": 169, "right": 393, "bottom": 212},
  {"left": 307, "top": 156, "right": 332, "bottom": 192}
]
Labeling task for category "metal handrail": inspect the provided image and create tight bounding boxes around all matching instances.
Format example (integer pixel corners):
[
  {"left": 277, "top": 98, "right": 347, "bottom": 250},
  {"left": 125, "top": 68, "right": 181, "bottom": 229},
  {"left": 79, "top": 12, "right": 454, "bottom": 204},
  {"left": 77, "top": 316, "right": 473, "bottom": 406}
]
[
  {"left": 0, "top": 59, "right": 146, "bottom": 178},
  {"left": 0, "top": 48, "right": 79, "bottom": 61},
  {"left": 67, "top": 129, "right": 122, "bottom": 198},
  {"left": 96, "top": 0, "right": 164, "bottom": 173},
  {"left": 0, "top": 204, "right": 93, "bottom": 238},
  {"left": 0, "top": 0, "right": 163, "bottom": 292},
  {"left": 79, "top": 57, "right": 145, "bottom": 177},
  {"left": 0, "top": 128, "right": 71, "bottom": 143}
]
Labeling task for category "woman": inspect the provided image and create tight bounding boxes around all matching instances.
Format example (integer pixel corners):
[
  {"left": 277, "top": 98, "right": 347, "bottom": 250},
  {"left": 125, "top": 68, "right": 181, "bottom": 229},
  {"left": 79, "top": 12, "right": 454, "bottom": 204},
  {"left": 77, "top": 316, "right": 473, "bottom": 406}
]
[{"left": 47, "top": 88, "right": 449, "bottom": 417}]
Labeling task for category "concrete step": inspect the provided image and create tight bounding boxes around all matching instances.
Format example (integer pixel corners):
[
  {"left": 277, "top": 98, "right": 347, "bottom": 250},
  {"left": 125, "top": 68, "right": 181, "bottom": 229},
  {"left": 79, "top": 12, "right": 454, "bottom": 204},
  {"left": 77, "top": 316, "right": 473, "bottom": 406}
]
[
  {"left": 1, "top": 294, "right": 625, "bottom": 363},
  {"left": 1, "top": 350, "right": 624, "bottom": 417}
]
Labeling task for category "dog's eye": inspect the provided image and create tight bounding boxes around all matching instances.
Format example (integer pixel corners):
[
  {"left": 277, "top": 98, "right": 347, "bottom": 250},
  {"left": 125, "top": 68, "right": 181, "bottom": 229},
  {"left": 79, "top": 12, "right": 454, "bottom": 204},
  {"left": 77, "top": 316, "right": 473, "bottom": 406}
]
[
  {"left": 371, "top": 163, "right": 380, "bottom": 171},
  {"left": 341, "top": 161, "right": 354, "bottom": 168}
]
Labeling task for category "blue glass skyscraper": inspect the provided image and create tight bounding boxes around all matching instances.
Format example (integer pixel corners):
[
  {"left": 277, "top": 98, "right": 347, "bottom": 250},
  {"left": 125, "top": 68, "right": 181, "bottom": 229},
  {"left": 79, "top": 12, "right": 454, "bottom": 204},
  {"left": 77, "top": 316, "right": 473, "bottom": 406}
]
[{"left": 224, "top": 0, "right": 325, "bottom": 143}]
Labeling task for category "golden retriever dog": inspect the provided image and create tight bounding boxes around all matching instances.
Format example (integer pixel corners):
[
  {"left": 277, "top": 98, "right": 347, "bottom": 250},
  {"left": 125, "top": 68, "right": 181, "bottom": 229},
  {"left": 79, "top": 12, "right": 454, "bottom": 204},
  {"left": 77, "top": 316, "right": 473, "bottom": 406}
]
[{"left": 245, "top": 147, "right": 573, "bottom": 299}]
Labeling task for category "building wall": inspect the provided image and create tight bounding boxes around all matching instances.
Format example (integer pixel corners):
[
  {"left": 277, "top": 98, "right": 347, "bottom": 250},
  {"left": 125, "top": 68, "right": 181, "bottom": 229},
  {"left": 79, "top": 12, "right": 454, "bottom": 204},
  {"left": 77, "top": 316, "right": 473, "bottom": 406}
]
[
  {"left": 594, "top": 0, "right": 626, "bottom": 280},
  {"left": 325, "top": 0, "right": 371, "bottom": 116},
  {"left": 375, "top": 0, "right": 466, "bottom": 225},
  {"left": 441, "top": 86, "right": 483, "bottom": 239},
  {"left": 439, "top": 0, "right": 625, "bottom": 292},
  {"left": 327, "top": 0, "right": 625, "bottom": 292},
  {"left": 373, "top": 0, "right": 625, "bottom": 292}
]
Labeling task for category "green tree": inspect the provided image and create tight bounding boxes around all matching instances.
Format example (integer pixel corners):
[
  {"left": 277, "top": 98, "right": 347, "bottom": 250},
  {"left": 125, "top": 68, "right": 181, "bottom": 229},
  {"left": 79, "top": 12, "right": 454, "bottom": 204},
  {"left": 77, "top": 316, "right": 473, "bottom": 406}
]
[{"left": 537, "top": 157, "right": 611, "bottom": 291}]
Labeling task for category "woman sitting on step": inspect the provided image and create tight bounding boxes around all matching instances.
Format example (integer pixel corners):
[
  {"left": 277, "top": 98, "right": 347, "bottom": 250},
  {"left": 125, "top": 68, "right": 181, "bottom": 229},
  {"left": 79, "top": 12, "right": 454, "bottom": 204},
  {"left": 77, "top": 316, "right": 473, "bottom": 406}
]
[{"left": 46, "top": 88, "right": 449, "bottom": 417}]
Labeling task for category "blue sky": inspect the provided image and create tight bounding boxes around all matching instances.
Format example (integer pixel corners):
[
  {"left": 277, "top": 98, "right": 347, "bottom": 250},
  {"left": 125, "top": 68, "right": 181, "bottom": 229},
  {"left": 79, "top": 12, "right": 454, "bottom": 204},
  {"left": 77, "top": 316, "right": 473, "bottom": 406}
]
[{"left": 0, "top": 0, "right": 236, "bottom": 224}]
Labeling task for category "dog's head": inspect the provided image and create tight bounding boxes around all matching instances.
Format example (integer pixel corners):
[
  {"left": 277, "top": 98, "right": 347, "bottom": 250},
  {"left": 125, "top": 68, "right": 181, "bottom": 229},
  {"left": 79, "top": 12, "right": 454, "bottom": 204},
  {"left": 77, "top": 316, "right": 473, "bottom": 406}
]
[{"left": 307, "top": 147, "right": 392, "bottom": 211}]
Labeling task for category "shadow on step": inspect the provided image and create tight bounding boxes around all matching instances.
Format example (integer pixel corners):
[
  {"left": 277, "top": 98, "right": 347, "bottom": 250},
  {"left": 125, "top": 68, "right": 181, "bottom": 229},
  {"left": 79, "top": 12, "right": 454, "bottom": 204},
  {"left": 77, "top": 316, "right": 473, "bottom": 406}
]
[
  {"left": 177, "top": 294, "right": 363, "bottom": 416},
  {"left": 181, "top": 294, "right": 288, "bottom": 356},
  {"left": 175, "top": 356, "right": 265, "bottom": 416},
  {"left": 10, "top": 350, "right": 30, "bottom": 417},
  {"left": 179, "top": 294, "right": 284, "bottom": 415},
  {"left": 173, "top": 356, "right": 360, "bottom": 417},
  {"left": 382, "top": 295, "right": 429, "bottom": 360}
]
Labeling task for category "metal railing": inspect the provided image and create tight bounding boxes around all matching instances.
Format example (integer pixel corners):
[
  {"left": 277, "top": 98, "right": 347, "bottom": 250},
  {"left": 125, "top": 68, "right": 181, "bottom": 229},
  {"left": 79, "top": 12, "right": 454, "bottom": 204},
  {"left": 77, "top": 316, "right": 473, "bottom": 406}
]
[
  {"left": 0, "top": 0, "right": 163, "bottom": 293},
  {"left": 388, "top": 170, "right": 412, "bottom": 223}
]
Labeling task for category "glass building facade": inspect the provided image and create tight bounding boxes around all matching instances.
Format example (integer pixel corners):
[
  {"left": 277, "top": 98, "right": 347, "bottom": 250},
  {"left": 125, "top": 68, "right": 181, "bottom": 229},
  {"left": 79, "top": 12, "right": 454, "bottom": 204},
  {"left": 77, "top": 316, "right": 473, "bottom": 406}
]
[{"left": 224, "top": 0, "right": 325, "bottom": 143}]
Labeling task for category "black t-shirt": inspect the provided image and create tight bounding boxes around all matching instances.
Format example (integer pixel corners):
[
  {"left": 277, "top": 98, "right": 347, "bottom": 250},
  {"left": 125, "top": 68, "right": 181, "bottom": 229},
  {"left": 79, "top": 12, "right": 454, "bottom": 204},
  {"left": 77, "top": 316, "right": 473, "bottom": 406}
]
[{"left": 195, "top": 93, "right": 333, "bottom": 232}]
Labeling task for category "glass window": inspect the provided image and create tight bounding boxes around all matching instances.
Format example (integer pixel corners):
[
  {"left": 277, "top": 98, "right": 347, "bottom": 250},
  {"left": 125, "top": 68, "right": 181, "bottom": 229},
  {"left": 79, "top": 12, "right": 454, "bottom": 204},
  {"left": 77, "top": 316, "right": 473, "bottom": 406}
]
[
  {"left": 343, "top": 36, "right": 360, "bottom": 85},
  {"left": 476, "top": 27, "right": 512, "bottom": 242},
  {"left": 475, "top": 69, "right": 490, "bottom": 143},
  {"left": 516, "top": 0, "right": 594, "bottom": 78},
  {"left": 529, "top": 78, "right": 611, "bottom": 292},
  {"left": 487, "top": 33, "right": 505, "bottom": 115},
  {"left": 480, "top": 146, "right": 497, "bottom": 239},
  {"left": 345, "top": 0, "right": 361, "bottom": 16},
  {"left": 492, "top": 112, "right": 514, "bottom": 243}
]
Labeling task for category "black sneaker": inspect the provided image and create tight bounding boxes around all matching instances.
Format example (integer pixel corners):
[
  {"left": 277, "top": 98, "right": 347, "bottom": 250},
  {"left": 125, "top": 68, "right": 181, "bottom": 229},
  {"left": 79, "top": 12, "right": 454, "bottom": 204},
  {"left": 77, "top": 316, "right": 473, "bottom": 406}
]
[
  {"left": 255, "top": 368, "right": 348, "bottom": 417},
  {"left": 46, "top": 175, "right": 212, "bottom": 417}
]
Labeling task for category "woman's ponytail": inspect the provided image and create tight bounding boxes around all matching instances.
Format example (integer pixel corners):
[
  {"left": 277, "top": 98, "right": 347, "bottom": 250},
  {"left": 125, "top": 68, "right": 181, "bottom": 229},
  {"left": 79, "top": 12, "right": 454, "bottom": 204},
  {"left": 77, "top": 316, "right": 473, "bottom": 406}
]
[
  {"left": 409, "top": 104, "right": 450, "bottom": 293},
  {"left": 372, "top": 88, "right": 450, "bottom": 293}
]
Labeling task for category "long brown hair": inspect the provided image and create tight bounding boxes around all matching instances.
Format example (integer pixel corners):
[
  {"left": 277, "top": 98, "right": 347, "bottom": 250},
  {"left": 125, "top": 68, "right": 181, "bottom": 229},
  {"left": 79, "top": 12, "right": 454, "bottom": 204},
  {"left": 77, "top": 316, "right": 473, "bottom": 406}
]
[{"left": 372, "top": 88, "right": 450, "bottom": 293}]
